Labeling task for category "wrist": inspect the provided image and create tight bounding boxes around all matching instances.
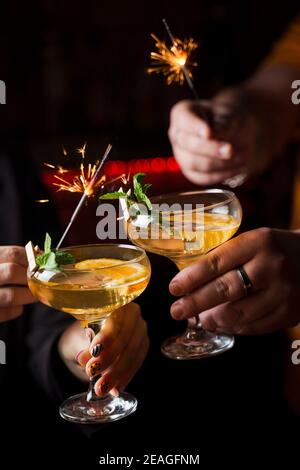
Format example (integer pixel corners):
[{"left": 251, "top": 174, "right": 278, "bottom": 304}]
[
  {"left": 57, "top": 322, "right": 89, "bottom": 383},
  {"left": 212, "top": 87, "right": 274, "bottom": 173},
  {"left": 243, "top": 65, "right": 300, "bottom": 151}
]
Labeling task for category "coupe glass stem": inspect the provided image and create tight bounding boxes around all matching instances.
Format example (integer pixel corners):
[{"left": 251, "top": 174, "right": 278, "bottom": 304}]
[
  {"left": 160, "top": 259, "right": 234, "bottom": 359},
  {"left": 85, "top": 318, "right": 107, "bottom": 402},
  {"left": 185, "top": 316, "right": 204, "bottom": 340},
  {"left": 175, "top": 262, "right": 205, "bottom": 342}
]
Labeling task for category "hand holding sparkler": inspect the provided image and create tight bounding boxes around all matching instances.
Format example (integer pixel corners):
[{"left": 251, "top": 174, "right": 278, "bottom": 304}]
[
  {"left": 149, "top": 20, "right": 247, "bottom": 187},
  {"left": 168, "top": 92, "right": 260, "bottom": 187}
]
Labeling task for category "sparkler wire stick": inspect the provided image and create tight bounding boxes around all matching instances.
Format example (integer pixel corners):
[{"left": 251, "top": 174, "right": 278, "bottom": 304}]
[
  {"left": 162, "top": 19, "right": 199, "bottom": 100},
  {"left": 56, "top": 143, "right": 112, "bottom": 249}
]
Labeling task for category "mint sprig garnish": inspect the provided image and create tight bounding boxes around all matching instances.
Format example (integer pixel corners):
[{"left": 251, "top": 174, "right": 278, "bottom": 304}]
[
  {"left": 36, "top": 233, "right": 76, "bottom": 272},
  {"left": 100, "top": 173, "right": 152, "bottom": 211}
]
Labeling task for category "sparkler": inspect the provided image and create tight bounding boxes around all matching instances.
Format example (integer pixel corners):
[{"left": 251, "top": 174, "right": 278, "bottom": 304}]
[
  {"left": 148, "top": 19, "right": 199, "bottom": 99},
  {"left": 50, "top": 160, "right": 102, "bottom": 195},
  {"left": 44, "top": 144, "right": 128, "bottom": 197},
  {"left": 56, "top": 143, "right": 112, "bottom": 249}
]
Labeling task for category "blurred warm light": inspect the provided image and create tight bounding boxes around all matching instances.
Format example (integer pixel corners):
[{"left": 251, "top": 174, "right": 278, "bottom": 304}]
[
  {"left": 104, "top": 156, "right": 180, "bottom": 176},
  {"left": 42, "top": 156, "right": 180, "bottom": 192}
]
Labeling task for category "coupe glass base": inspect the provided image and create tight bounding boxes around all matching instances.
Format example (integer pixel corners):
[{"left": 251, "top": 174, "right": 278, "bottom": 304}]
[
  {"left": 59, "top": 392, "right": 137, "bottom": 424},
  {"left": 161, "top": 330, "right": 235, "bottom": 360}
]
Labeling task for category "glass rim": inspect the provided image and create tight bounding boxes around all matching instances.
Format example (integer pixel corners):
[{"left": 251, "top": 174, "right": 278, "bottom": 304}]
[
  {"left": 29, "top": 243, "right": 147, "bottom": 275},
  {"left": 149, "top": 189, "right": 237, "bottom": 214}
]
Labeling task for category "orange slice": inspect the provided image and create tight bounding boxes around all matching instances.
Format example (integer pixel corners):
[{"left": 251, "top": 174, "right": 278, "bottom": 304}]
[
  {"left": 75, "top": 258, "right": 146, "bottom": 284},
  {"left": 75, "top": 258, "right": 121, "bottom": 270}
]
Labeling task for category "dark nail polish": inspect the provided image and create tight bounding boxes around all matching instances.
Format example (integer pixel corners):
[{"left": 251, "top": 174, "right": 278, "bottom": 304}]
[
  {"left": 89, "top": 361, "right": 102, "bottom": 377},
  {"left": 91, "top": 343, "right": 103, "bottom": 358},
  {"left": 100, "top": 381, "right": 109, "bottom": 395}
]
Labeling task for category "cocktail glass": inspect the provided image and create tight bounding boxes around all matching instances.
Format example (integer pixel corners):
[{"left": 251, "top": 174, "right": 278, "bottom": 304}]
[
  {"left": 127, "top": 189, "right": 242, "bottom": 360},
  {"left": 28, "top": 244, "right": 150, "bottom": 423}
]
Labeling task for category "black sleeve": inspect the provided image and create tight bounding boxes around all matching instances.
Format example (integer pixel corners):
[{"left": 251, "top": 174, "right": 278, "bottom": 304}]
[{"left": 26, "top": 303, "right": 86, "bottom": 403}]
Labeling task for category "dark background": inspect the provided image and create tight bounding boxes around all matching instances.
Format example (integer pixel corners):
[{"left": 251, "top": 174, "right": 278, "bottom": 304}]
[
  {"left": 0, "top": 0, "right": 298, "bottom": 246},
  {"left": 1, "top": 0, "right": 299, "bottom": 155},
  {"left": 0, "top": 1, "right": 299, "bottom": 466}
]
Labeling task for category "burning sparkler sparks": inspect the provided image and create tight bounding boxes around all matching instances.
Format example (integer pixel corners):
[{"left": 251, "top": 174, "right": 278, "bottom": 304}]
[
  {"left": 77, "top": 142, "right": 87, "bottom": 159},
  {"left": 148, "top": 19, "right": 198, "bottom": 97},
  {"left": 148, "top": 34, "right": 198, "bottom": 86},
  {"left": 42, "top": 144, "right": 129, "bottom": 199}
]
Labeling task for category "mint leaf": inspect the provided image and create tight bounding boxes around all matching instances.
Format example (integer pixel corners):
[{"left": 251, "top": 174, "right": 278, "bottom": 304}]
[
  {"left": 100, "top": 172, "right": 152, "bottom": 214},
  {"left": 44, "top": 232, "right": 52, "bottom": 253},
  {"left": 55, "top": 252, "right": 76, "bottom": 265},
  {"left": 36, "top": 233, "right": 76, "bottom": 272},
  {"left": 133, "top": 173, "right": 145, "bottom": 201},
  {"left": 132, "top": 173, "right": 152, "bottom": 209},
  {"left": 36, "top": 252, "right": 59, "bottom": 272},
  {"left": 142, "top": 183, "right": 152, "bottom": 193},
  {"left": 44, "top": 252, "right": 60, "bottom": 272},
  {"left": 100, "top": 192, "right": 128, "bottom": 200},
  {"left": 36, "top": 252, "right": 51, "bottom": 268},
  {"left": 138, "top": 192, "right": 152, "bottom": 210},
  {"left": 133, "top": 174, "right": 152, "bottom": 205}
]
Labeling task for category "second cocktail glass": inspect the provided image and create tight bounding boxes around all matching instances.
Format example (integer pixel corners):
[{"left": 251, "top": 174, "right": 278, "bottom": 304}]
[{"left": 127, "top": 189, "right": 242, "bottom": 360}]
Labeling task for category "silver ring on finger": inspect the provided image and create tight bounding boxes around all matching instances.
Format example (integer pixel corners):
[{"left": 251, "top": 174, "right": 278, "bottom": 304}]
[{"left": 236, "top": 265, "right": 252, "bottom": 296}]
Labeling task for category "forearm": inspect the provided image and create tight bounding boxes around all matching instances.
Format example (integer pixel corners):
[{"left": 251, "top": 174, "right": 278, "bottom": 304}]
[
  {"left": 243, "top": 64, "right": 300, "bottom": 152},
  {"left": 212, "top": 65, "right": 300, "bottom": 173}
]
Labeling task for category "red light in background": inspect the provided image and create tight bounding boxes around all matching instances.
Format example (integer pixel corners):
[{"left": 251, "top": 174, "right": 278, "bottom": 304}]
[
  {"left": 105, "top": 157, "right": 179, "bottom": 175},
  {"left": 134, "top": 160, "right": 144, "bottom": 173},
  {"left": 116, "top": 161, "right": 126, "bottom": 174},
  {"left": 140, "top": 159, "right": 151, "bottom": 172},
  {"left": 151, "top": 157, "right": 166, "bottom": 172},
  {"left": 167, "top": 157, "right": 179, "bottom": 172},
  {"left": 43, "top": 157, "right": 180, "bottom": 187},
  {"left": 106, "top": 161, "right": 120, "bottom": 175}
]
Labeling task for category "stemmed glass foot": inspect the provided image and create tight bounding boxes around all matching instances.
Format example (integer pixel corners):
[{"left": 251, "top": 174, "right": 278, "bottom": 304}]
[
  {"left": 161, "top": 324, "right": 234, "bottom": 360},
  {"left": 59, "top": 392, "right": 137, "bottom": 424}
]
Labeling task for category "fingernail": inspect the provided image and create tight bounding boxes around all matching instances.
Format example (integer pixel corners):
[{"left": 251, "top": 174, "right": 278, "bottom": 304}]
[
  {"left": 91, "top": 343, "right": 103, "bottom": 358},
  {"left": 75, "top": 349, "right": 85, "bottom": 363},
  {"left": 89, "top": 361, "right": 102, "bottom": 377},
  {"left": 97, "top": 380, "right": 110, "bottom": 396},
  {"left": 171, "top": 301, "right": 184, "bottom": 320},
  {"left": 218, "top": 143, "right": 231, "bottom": 159},
  {"left": 111, "top": 387, "right": 119, "bottom": 397},
  {"left": 169, "top": 281, "right": 183, "bottom": 296}
]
